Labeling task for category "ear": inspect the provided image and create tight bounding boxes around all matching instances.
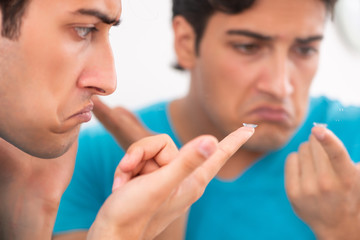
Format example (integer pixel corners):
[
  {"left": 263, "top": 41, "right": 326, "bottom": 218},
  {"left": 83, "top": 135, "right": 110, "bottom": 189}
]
[{"left": 172, "top": 16, "right": 197, "bottom": 70}]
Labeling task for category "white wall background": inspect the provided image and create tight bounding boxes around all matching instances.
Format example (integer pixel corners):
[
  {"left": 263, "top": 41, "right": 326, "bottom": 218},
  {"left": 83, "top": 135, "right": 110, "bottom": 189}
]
[{"left": 92, "top": 0, "right": 360, "bottom": 127}]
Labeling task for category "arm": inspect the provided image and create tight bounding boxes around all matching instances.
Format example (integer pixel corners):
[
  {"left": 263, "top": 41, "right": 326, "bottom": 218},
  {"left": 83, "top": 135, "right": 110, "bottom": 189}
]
[{"left": 285, "top": 125, "right": 360, "bottom": 240}]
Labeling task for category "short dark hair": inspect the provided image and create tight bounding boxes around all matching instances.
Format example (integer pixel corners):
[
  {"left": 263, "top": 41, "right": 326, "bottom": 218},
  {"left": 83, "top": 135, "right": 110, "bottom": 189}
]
[
  {"left": 0, "top": 0, "right": 30, "bottom": 39},
  {"left": 173, "top": 0, "right": 337, "bottom": 54}
]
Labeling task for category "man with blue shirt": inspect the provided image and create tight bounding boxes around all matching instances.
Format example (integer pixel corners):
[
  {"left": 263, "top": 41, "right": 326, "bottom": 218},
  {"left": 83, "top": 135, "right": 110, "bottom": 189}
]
[
  {"left": 54, "top": 0, "right": 360, "bottom": 239},
  {"left": 0, "top": 0, "right": 255, "bottom": 239}
]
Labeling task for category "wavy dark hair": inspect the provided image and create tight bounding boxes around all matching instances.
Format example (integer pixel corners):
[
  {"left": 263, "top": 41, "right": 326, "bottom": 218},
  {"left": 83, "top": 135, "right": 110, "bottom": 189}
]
[
  {"left": 0, "top": 0, "right": 31, "bottom": 39},
  {"left": 173, "top": 0, "right": 337, "bottom": 54}
]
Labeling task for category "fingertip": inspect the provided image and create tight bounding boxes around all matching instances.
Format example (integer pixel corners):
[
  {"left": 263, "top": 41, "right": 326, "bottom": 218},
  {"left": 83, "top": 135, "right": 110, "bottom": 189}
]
[
  {"left": 91, "top": 96, "right": 103, "bottom": 109},
  {"left": 233, "top": 125, "right": 256, "bottom": 140},
  {"left": 118, "top": 153, "right": 135, "bottom": 172},
  {"left": 241, "top": 125, "right": 256, "bottom": 135},
  {"left": 311, "top": 125, "right": 327, "bottom": 141}
]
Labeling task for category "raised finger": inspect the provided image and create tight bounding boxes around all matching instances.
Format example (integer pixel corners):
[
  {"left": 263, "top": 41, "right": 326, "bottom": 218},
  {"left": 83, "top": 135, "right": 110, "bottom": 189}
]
[
  {"left": 92, "top": 96, "right": 151, "bottom": 149},
  {"left": 309, "top": 134, "right": 335, "bottom": 179},
  {"left": 312, "top": 126, "right": 354, "bottom": 179},
  {"left": 192, "top": 126, "right": 255, "bottom": 183}
]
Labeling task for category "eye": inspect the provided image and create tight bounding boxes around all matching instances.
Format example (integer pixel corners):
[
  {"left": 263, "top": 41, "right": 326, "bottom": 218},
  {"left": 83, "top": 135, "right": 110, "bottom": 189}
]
[
  {"left": 293, "top": 45, "right": 318, "bottom": 58},
  {"left": 74, "top": 26, "right": 98, "bottom": 39},
  {"left": 232, "top": 43, "right": 261, "bottom": 55}
]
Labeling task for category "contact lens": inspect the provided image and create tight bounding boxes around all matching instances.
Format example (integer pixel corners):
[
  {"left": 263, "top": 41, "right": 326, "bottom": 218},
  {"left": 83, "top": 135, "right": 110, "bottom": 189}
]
[{"left": 243, "top": 123, "right": 258, "bottom": 128}]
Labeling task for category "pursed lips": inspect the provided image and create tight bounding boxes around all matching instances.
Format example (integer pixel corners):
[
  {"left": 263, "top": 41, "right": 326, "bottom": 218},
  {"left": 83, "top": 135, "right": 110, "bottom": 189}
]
[
  {"left": 248, "top": 106, "right": 291, "bottom": 122},
  {"left": 68, "top": 103, "right": 94, "bottom": 121}
]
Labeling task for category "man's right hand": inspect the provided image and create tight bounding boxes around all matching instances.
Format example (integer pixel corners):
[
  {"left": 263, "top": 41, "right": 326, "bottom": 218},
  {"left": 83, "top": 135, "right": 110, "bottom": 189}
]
[
  {"left": 89, "top": 97, "right": 255, "bottom": 240},
  {"left": 54, "top": 97, "right": 255, "bottom": 240},
  {"left": 88, "top": 128, "right": 254, "bottom": 240}
]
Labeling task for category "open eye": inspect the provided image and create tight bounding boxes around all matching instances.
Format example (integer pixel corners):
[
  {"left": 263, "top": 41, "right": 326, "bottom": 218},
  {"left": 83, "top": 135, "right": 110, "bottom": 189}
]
[
  {"left": 74, "top": 26, "right": 98, "bottom": 39},
  {"left": 293, "top": 45, "right": 318, "bottom": 58},
  {"left": 232, "top": 43, "right": 261, "bottom": 55}
]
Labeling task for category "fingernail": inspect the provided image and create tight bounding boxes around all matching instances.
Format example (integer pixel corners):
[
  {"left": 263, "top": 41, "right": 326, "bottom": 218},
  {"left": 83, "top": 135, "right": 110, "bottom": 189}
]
[
  {"left": 198, "top": 139, "right": 217, "bottom": 158},
  {"left": 112, "top": 177, "right": 122, "bottom": 192},
  {"left": 312, "top": 125, "right": 326, "bottom": 141},
  {"left": 243, "top": 123, "right": 258, "bottom": 128}
]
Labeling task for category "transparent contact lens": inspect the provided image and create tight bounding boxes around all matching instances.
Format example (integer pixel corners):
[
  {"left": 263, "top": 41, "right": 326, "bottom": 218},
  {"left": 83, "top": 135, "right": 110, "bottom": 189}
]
[
  {"left": 313, "top": 122, "right": 328, "bottom": 128},
  {"left": 243, "top": 123, "right": 258, "bottom": 128}
]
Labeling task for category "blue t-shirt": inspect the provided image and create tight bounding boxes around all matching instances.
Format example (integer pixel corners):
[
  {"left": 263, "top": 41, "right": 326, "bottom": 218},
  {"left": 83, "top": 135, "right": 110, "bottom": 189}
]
[{"left": 54, "top": 96, "right": 360, "bottom": 239}]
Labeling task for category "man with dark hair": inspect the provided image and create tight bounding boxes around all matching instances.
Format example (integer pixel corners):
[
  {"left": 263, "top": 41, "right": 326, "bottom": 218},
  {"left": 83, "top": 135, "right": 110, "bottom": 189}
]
[
  {"left": 54, "top": 0, "right": 360, "bottom": 239},
  {"left": 0, "top": 0, "right": 254, "bottom": 239}
]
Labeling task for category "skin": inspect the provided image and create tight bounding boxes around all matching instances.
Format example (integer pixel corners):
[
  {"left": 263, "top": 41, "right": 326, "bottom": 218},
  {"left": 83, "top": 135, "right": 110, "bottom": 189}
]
[
  {"left": 171, "top": 0, "right": 326, "bottom": 174},
  {"left": 0, "top": 1, "right": 255, "bottom": 239},
  {"left": 56, "top": 0, "right": 360, "bottom": 239},
  {"left": 0, "top": 0, "right": 119, "bottom": 159},
  {"left": 286, "top": 126, "right": 360, "bottom": 240},
  {"left": 0, "top": 0, "right": 119, "bottom": 238},
  {"left": 55, "top": 0, "right": 327, "bottom": 238}
]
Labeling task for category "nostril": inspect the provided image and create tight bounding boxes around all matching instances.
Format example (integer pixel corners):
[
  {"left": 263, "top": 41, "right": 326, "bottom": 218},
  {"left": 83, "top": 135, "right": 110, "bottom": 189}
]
[{"left": 88, "top": 87, "right": 106, "bottom": 94}]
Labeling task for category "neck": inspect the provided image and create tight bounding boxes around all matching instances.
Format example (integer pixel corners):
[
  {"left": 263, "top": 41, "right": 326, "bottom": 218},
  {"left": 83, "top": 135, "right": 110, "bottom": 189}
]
[
  {"left": 0, "top": 168, "right": 59, "bottom": 240},
  {"left": 0, "top": 138, "right": 75, "bottom": 240},
  {"left": 169, "top": 97, "right": 264, "bottom": 179}
]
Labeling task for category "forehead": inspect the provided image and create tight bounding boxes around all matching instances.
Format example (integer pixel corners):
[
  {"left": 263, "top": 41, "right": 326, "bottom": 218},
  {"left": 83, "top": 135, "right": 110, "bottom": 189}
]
[
  {"left": 207, "top": 0, "right": 327, "bottom": 39},
  {"left": 27, "top": 0, "right": 122, "bottom": 20}
]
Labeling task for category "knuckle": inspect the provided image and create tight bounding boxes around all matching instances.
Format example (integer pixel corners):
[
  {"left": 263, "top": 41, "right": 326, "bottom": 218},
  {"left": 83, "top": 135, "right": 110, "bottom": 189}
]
[
  {"left": 342, "top": 177, "right": 354, "bottom": 191},
  {"left": 302, "top": 183, "right": 317, "bottom": 197},
  {"left": 317, "top": 177, "right": 334, "bottom": 193},
  {"left": 181, "top": 157, "right": 201, "bottom": 173}
]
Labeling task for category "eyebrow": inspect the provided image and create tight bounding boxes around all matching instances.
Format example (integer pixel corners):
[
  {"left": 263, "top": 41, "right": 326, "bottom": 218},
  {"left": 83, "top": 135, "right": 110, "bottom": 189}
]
[
  {"left": 227, "top": 29, "right": 323, "bottom": 44},
  {"left": 295, "top": 35, "right": 323, "bottom": 44},
  {"left": 227, "top": 30, "right": 273, "bottom": 41},
  {"left": 74, "top": 8, "right": 121, "bottom": 26}
]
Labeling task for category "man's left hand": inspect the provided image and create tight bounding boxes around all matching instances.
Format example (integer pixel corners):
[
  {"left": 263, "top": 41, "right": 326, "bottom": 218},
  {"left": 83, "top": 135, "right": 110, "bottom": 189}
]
[{"left": 285, "top": 126, "right": 360, "bottom": 240}]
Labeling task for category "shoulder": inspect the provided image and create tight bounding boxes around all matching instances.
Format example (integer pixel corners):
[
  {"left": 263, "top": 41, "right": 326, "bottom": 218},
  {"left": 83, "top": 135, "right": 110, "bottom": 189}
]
[
  {"left": 309, "top": 96, "right": 360, "bottom": 123},
  {"left": 134, "top": 100, "right": 173, "bottom": 133}
]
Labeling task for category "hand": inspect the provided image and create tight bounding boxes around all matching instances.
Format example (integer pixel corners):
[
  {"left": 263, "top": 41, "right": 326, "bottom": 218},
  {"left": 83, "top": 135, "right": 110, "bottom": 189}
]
[
  {"left": 88, "top": 127, "right": 254, "bottom": 240},
  {"left": 0, "top": 138, "right": 78, "bottom": 239},
  {"left": 285, "top": 126, "right": 360, "bottom": 240},
  {"left": 87, "top": 98, "right": 255, "bottom": 240}
]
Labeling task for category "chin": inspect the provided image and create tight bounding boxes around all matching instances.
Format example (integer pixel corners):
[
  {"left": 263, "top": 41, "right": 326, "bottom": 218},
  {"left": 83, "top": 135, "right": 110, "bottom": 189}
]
[
  {"left": 23, "top": 129, "right": 79, "bottom": 159},
  {"left": 22, "top": 137, "right": 75, "bottom": 159},
  {"left": 244, "top": 130, "right": 293, "bottom": 153}
]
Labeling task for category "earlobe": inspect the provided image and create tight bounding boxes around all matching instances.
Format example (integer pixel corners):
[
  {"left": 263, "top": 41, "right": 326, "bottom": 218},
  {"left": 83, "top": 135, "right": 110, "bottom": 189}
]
[{"left": 173, "top": 16, "right": 196, "bottom": 70}]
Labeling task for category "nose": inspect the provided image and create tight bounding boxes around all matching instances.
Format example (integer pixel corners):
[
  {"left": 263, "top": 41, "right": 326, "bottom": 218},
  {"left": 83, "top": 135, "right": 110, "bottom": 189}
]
[
  {"left": 256, "top": 52, "right": 294, "bottom": 100},
  {"left": 77, "top": 39, "right": 117, "bottom": 96}
]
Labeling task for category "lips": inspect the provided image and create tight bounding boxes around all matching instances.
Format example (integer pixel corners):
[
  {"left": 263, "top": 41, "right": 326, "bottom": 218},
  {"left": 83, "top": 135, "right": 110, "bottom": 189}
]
[
  {"left": 249, "top": 106, "right": 291, "bottom": 122},
  {"left": 68, "top": 103, "right": 94, "bottom": 122}
]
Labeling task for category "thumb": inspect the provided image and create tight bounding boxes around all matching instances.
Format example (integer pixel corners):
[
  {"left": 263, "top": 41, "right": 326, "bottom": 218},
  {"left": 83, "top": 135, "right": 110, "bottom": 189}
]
[{"left": 153, "top": 135, "right": 218, "bottom": 194}]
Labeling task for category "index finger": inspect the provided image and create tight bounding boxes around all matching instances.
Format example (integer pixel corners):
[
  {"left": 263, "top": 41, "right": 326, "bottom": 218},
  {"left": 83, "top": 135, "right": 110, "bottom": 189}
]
[
  {"left": 312, "top": 126, "right": 355, "bottom": 178},
  {"left": 200, "top": 126, "right": 255, "bottom": 180}
]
